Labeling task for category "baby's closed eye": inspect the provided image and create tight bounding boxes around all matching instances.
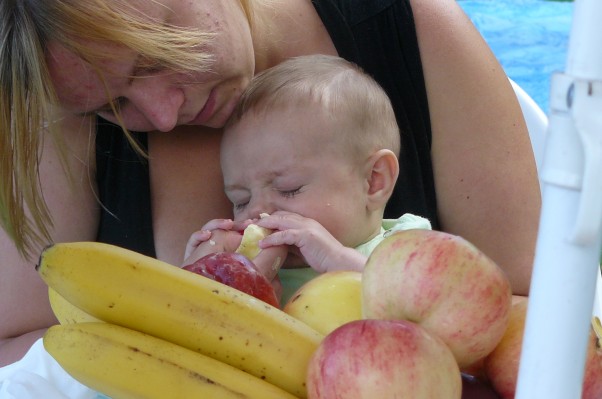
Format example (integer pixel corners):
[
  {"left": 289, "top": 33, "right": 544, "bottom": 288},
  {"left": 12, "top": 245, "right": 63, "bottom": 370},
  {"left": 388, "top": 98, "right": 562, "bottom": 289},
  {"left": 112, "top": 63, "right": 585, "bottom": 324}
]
[
  {"left": 279, "top": 186, "right": 303, "bottom": 198},
  {"left": 233, "top": 200, "right": 249, "bottom": 210}
]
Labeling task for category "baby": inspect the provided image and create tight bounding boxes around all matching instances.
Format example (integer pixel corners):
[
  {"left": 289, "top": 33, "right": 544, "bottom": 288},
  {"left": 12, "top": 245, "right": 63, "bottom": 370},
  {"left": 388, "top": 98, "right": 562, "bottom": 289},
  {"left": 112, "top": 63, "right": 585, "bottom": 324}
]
[{"left": 183, "top": 55, "right": 430, "bottom": 302}]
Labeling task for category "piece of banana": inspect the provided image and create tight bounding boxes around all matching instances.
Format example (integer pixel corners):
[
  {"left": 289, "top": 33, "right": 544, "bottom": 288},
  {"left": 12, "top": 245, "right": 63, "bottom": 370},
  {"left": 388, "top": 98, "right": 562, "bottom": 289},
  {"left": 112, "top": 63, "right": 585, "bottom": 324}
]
[
  {"left": 37, "top": 242, "right": 323, "bottom": 398},
  {"left": 44, "top": 322, "right": 298, "bottom": 399},
  {"left": 48, "top": 287, "right": 101, "bottom": 324},
  {"left": 236, "top": 219, "right": 273, "bottom": 260}
]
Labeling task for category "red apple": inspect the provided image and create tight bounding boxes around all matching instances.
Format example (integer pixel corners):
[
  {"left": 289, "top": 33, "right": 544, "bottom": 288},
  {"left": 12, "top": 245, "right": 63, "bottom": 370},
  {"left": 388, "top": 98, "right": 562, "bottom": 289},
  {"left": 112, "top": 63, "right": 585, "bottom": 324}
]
[
  {"left": 362, "top": 229, "right": 512, "bottom": 369},
  {"left": 183, "top": 252, "right": 280, "bottom": 308},
  {"left": 583, "top": 317, "right": 602, "bottom": 399},
  {"left": 306, "top": 319, "right": 462, "bottom": 399},
  {"left": 484, "top": 299, "right": 602, "bottom": 399}
]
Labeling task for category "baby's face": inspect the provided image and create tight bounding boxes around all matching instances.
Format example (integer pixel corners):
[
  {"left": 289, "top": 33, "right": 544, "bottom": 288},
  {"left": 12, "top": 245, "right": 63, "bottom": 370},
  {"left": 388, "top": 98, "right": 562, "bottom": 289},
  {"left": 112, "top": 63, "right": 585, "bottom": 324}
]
[{"left": 221, "top": 106, "right": 369, "bottom": 247}]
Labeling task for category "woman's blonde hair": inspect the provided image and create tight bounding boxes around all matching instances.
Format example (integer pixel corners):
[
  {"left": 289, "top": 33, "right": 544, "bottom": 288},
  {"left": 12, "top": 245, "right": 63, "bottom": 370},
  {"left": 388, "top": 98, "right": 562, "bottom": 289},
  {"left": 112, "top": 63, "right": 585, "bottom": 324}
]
[
  {"left": 0, "top": 0, "right": 251, "bottom": 257},
  {"left": 227, "top": 54, "right": 401, "bottom": 159}
]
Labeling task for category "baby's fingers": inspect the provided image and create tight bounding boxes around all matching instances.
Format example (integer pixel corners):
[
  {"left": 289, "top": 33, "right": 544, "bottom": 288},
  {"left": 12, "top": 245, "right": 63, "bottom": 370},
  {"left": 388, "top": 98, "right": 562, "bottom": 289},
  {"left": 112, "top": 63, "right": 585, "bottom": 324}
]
[
  {"left": 184, "top": 230, "right": 212, "bottom": 260},
  {"left": 252, "top": 245, "right": 288, "bottom": 282},
  {"left": 232, "top": 218, "right": 257, "bottom": 232},
  {"left": 255, "top": 211, "right": 308, "bottom": 230},
  {"left": 201, "top": 218, "right": 234, "bottom": 231},
  {"left": 259, "top": 229, "right": 303, "bottom": 248}
]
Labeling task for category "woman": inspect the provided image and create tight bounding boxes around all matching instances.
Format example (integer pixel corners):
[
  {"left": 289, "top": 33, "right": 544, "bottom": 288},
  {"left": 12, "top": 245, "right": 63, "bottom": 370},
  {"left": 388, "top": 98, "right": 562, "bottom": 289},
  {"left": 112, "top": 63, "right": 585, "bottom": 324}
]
[{"left": 0, "top": 0, "right": 541, "bottom": 365}]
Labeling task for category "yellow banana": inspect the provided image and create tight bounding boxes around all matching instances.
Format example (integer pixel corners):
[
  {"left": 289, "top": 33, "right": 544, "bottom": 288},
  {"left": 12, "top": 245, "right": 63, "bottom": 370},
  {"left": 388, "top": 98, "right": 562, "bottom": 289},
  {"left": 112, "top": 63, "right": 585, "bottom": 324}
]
[
  {"left": 37, "top": 241, "right": 322, "bottom": 398},
  {"left": 48, "top": 287, "right": 101, "bottom": 324},
  {"left": 43, "top": 322, "right": 298, "bottom": 399}
]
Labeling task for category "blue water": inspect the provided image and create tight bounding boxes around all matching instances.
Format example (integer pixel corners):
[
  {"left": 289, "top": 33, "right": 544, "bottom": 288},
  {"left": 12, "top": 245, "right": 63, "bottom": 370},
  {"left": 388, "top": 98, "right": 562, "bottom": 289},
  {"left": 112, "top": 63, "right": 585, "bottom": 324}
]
[{"left": 459, "top": 0, "right": 574, "bottom": 113}]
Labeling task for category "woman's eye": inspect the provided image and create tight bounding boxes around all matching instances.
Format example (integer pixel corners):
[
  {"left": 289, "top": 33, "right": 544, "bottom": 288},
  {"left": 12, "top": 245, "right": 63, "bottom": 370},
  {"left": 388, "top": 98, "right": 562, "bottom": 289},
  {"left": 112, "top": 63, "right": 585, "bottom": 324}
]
[
  {"left": 96, "top": 97, "right": 127, "bottom": 116},
  {"left": 136, "top": 65, "right": 165, "bottom": 76}
]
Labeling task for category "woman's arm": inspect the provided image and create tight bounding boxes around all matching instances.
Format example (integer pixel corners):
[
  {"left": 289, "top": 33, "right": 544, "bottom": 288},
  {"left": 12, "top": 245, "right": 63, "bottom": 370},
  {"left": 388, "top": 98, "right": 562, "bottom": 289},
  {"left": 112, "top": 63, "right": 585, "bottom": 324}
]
[
  {"left": 411, "top": 0, "right": 541, "bottom": 295},
  {"left": 0, "top": 115, "right": 99, "bottom": 366}
]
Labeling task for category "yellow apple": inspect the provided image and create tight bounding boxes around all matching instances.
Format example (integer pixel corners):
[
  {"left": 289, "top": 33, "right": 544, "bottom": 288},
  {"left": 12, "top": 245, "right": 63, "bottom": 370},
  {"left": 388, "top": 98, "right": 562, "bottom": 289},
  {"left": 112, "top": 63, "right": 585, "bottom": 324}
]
[{"left": 283, "top": 271, "right": 362, "bottom": 335}]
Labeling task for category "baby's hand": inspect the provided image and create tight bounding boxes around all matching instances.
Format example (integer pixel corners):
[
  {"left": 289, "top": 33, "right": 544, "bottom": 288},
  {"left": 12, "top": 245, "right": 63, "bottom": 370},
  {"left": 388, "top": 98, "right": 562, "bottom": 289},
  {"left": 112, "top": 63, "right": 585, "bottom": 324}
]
[
  {"left": 183, "top": 219, "right": 244, "bottom": 265},
  {"left": 183, "top": 218, "right": 287, "bottom": 284},
  {"left": 255, "top": 211, "right": 367, "bottom": 273}
]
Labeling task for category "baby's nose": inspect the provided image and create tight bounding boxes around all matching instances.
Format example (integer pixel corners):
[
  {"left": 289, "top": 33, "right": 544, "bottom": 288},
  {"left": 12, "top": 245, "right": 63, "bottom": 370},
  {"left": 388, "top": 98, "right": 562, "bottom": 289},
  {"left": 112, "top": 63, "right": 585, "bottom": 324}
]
[{"left": 247, "top": 200, "right": 275, "bottom": 220}]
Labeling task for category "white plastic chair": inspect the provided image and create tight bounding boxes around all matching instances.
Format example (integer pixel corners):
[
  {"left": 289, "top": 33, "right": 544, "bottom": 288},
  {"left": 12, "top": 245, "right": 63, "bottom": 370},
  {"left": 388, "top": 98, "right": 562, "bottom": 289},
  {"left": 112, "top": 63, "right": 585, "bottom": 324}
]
[
  {"left": 594, "top": 270, "right": 602, "bottom": 319},
  {"left": 509, "top": 79, "right": 549, "bottom": 175},
  {"left": 509, "top": 79, "right": 602, "bottom": 319}
]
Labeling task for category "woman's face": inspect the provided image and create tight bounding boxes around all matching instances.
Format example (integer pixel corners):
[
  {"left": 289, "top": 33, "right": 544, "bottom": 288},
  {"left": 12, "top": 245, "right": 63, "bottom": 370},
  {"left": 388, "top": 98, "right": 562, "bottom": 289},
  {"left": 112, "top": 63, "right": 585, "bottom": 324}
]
[{"left": 46, "top": 0, "right": 255, "bottom": 131}]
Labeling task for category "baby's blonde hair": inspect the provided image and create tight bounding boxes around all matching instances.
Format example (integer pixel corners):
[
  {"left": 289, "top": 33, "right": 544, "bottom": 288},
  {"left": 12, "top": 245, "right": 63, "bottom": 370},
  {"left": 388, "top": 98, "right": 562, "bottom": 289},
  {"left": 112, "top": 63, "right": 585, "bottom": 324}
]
[
  {"left": 0, "top": 0, "right": 251, "bottom": 257},
  {"left": 226, "top": 54, "right": 401, "bottom": 159}
]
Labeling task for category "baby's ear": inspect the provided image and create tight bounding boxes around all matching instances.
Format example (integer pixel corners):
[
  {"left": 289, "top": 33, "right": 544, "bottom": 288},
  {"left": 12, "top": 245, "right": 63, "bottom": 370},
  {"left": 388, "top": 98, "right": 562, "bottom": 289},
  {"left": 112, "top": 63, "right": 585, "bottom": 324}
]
[{"left": 366, "top": 149, "right": 399, "bottom": 211}]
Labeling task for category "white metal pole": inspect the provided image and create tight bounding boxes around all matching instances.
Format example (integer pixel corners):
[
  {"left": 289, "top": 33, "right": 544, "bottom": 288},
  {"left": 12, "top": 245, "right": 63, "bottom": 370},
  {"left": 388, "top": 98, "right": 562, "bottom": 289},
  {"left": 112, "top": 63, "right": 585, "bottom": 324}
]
[{"left": 515, "top": 0, "right": 602, "bottom": 398}]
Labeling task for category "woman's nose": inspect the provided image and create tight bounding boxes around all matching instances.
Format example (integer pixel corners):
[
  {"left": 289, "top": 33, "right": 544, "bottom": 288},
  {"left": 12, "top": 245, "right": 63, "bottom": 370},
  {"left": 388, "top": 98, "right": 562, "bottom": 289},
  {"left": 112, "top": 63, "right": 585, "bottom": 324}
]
[{"left": 128, "top": 76, "right": 185, "bottom": 132}]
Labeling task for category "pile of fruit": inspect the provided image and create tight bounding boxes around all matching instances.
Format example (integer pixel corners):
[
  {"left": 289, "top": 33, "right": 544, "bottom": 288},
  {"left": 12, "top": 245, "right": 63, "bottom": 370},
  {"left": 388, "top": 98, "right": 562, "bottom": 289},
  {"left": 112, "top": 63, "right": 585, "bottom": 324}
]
[{"left": 38, "top": 228, "right": 602, "bottom": 399}]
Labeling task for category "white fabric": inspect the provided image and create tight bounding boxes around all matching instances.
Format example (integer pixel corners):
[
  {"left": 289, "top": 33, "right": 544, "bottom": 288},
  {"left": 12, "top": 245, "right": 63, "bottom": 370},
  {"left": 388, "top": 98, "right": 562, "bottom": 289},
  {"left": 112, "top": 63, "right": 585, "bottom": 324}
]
[
  {"left": 355, "top": 213, "right": 432, "bottom": 256},
  {"left": 0, "top": 339, "right": 106, "bottom": 399}
]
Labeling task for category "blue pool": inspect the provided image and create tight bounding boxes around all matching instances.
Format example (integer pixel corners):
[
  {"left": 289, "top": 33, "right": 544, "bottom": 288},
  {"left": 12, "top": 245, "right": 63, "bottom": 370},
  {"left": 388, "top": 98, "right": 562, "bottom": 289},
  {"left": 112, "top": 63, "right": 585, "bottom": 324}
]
[{"left": 459, "top": 0, "right": 574, "bottom": 114}]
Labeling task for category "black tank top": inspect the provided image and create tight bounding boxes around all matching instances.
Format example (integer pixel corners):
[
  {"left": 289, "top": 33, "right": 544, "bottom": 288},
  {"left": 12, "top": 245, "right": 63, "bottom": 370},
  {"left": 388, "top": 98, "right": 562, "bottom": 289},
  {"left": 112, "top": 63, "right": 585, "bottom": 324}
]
[
  {"left": 95, "top": 0, "right": 438, "bottom": 257},
  {"left": 95, "top": 119, "right": 155, "bottom": 256}
]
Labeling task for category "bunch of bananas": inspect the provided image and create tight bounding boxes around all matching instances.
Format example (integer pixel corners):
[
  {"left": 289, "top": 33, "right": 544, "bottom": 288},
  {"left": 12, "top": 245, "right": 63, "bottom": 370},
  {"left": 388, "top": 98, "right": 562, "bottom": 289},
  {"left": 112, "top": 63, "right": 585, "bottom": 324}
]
[{"left": 38, "top": 241, "right": 324, "bottom": 399}]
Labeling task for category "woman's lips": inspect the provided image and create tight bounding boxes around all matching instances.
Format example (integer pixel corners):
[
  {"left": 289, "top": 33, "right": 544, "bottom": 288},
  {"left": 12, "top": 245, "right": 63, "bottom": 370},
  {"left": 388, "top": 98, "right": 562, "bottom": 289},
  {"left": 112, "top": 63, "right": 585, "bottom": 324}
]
[{"left": 190, "top": 88, "right": 217, "bottom": 125}]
